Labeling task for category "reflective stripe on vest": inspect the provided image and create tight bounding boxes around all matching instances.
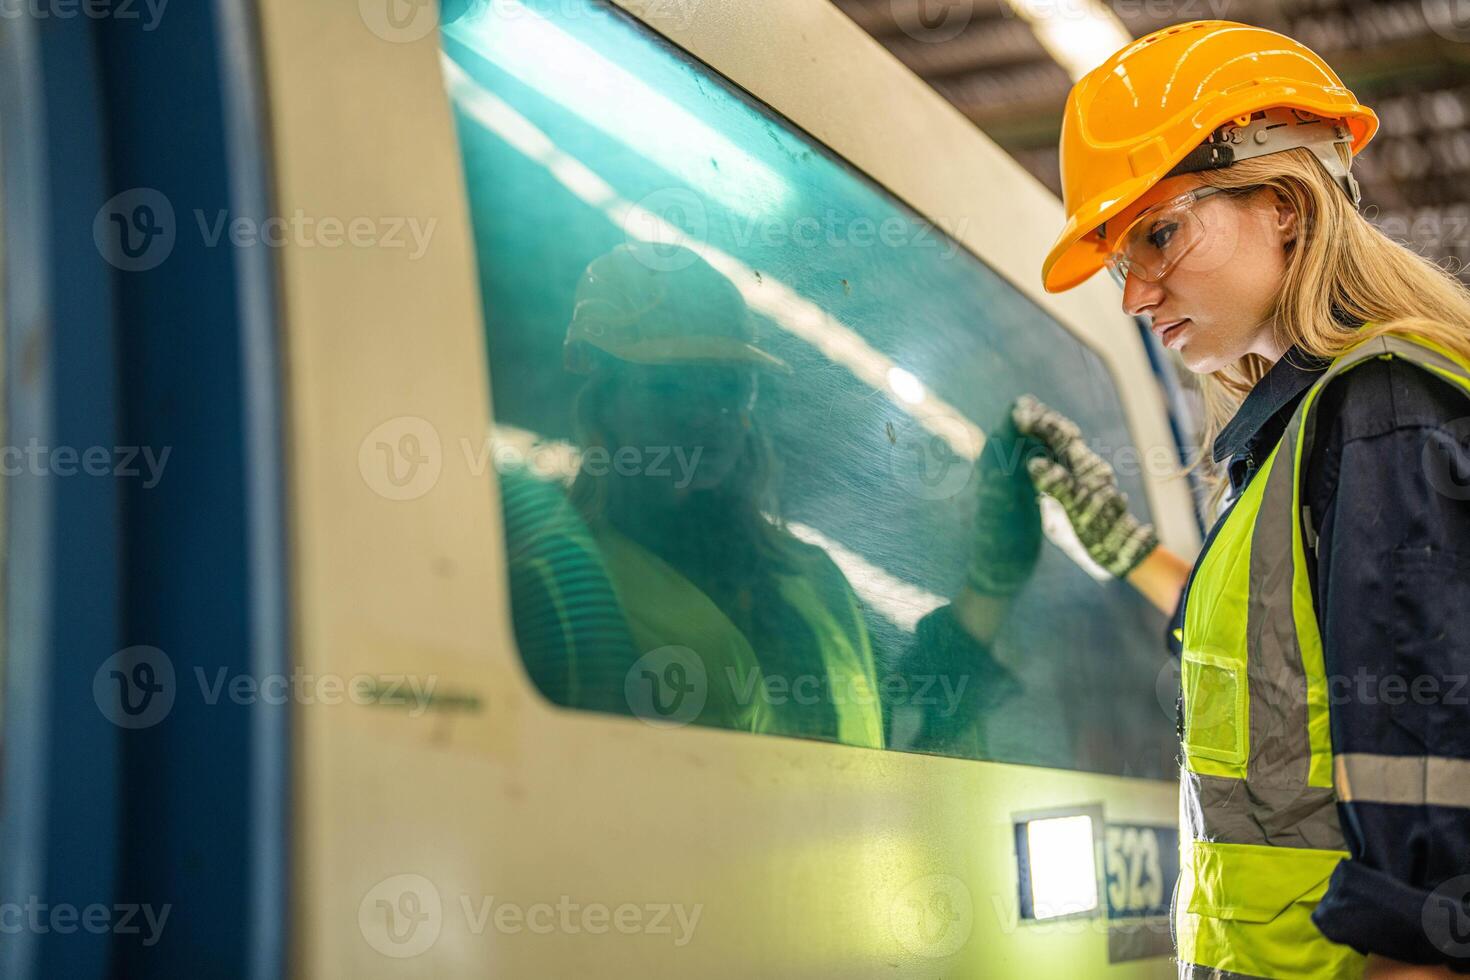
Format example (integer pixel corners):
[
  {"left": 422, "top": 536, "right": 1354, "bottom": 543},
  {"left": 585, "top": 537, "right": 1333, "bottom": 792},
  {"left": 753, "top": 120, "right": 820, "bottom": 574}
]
[{"left": 1175, "top": 332, "right": 1470, "bottom": 980}]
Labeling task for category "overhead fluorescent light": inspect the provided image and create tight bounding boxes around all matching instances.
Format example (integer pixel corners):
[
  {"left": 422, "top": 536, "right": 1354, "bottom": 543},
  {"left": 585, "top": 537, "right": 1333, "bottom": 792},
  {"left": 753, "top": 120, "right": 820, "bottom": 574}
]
[{"left": 1003, "top": 0, "right": 1132, "bottom": 80}]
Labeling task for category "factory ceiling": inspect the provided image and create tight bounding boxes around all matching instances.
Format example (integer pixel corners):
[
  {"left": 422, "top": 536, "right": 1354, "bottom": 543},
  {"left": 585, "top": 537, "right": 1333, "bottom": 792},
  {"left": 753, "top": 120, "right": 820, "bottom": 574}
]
[{"left": 835, "top": 0, "right": 1470, "bottom": 278}]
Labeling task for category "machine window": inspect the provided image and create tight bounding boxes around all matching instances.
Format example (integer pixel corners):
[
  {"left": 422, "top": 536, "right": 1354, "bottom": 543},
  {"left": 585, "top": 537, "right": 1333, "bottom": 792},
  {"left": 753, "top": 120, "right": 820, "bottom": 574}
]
[{"left": 441, "top": 0, "right": 1174, "bottom": 778}]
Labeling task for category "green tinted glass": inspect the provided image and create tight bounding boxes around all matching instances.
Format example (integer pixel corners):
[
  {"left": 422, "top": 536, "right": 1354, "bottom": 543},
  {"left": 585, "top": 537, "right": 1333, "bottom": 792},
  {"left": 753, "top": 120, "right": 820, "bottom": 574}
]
[{"left": 442, "top": 0, "right": 1174, "bottom": 778}]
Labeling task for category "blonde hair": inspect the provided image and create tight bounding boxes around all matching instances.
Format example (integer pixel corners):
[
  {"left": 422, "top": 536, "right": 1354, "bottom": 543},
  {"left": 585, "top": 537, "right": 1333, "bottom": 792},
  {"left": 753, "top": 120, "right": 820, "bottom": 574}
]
[{"left": 1186, "top": 145, "right": 1470, "bottom": 509}]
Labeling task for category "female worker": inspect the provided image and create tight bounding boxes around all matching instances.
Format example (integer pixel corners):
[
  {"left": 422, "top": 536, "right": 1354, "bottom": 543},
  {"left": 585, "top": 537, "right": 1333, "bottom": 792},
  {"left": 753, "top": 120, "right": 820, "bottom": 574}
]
[{"left": 1018, "top": 20, "right": 1470, "bottom": 980}]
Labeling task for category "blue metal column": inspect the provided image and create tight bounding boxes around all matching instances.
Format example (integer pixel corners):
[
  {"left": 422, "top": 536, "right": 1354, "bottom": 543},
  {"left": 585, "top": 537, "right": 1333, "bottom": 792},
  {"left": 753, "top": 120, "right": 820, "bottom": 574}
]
[{"left": 0, "top": 11, "right": 122, "bottom": 980}]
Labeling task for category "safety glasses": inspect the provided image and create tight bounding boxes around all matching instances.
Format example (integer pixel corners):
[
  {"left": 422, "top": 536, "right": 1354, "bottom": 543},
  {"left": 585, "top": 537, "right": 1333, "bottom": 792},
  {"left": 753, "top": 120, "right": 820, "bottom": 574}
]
[{"left": 1103, "top": 185, "right": 1235, "bottom": 289}]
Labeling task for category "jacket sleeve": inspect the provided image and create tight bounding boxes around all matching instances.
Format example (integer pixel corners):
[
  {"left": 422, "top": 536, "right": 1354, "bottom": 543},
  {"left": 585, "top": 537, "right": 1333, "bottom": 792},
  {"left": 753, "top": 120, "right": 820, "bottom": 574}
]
[{"left": 1303, "top": 357, "right": 1470, "bottom": 971}]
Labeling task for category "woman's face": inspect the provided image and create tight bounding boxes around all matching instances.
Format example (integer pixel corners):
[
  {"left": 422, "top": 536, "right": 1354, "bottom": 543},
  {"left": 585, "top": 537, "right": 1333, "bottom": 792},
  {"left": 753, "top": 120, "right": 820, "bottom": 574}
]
[
  {"left": 593, "top": 362, "right": 758, "bottom": 493},
  {"left": 1114, "top": 174, "right": 1299, "bottom": 373}
]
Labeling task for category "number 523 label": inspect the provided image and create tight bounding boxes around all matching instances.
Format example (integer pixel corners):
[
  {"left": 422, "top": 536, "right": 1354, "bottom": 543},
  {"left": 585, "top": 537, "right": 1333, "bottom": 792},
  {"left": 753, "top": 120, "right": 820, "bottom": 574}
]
[{"left": 1103, "top": 824, "right": 1179, "bottom": 919}]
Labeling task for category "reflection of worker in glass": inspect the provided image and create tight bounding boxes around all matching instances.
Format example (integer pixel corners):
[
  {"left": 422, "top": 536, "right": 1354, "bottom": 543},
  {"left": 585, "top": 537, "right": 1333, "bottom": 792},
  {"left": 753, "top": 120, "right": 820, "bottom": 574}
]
[
  {"left": 564, "top": 242, "right": 887, "bottom": 745},
  {"left": 503, "top": 241, "right": 1036, "bottom": 752}
]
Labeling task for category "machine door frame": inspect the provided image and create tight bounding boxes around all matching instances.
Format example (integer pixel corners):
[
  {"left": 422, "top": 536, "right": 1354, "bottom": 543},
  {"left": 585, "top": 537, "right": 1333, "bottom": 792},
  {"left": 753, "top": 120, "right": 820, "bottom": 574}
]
[{"left": 251, "top": 0, "right": 1182, "bottom": 976}]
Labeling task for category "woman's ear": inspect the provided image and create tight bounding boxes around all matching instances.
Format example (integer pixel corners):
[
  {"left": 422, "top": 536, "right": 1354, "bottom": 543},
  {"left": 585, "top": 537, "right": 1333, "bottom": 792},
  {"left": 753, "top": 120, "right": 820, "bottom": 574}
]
[{"left": 1272, "top": 193, "right": 1300, "bottom": 248}]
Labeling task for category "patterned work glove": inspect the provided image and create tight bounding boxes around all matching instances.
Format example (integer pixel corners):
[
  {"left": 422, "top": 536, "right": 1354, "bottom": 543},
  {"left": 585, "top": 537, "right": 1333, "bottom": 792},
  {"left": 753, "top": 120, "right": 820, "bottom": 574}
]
[
  {"left": 1011, "top": 394, "right": 1159, "bottom": 579},
  {"left": 966, "top": 411, "right": 1046, "bottom": 597}
]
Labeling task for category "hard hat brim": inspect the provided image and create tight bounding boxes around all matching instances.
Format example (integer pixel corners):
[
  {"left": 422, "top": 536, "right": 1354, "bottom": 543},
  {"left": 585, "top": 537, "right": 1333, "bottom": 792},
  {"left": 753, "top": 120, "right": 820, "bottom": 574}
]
[
  {"left": 1042, "top": 93, "right": 1378, "bottom": 294},
  {"left": 570, "top": 334, "right": 793, "bottom": 375}
]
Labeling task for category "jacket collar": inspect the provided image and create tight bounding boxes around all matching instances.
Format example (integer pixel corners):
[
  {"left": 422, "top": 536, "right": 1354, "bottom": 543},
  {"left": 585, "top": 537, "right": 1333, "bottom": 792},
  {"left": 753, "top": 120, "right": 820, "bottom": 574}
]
[{"left": 1211, "top": 345, "right": 1331, "bottom": 464}]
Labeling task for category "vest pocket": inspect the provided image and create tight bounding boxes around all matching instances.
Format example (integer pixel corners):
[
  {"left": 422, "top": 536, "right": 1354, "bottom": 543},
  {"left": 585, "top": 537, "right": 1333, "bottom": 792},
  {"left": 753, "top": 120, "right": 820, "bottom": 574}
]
[
  {"left": 1183, "top": 841, "right": 1341, "bottom": 920},
  {"left": 1181, "top": 651, "right": 1247, "bottom": 767},
  {"left": 1176, "top": 840, "right": 1361, "bottom": 980}
]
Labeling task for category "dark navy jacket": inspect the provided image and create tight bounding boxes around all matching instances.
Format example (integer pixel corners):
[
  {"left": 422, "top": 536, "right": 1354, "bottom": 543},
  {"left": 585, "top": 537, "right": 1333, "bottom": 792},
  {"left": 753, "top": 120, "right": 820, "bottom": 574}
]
[{"left": 1167, "top": 342, "right": 1470, "bottom": 970}]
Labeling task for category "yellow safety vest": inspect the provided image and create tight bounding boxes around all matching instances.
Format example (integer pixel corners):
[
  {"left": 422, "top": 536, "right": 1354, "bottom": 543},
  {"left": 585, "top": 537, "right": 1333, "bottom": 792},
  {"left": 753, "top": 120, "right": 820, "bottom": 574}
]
[
  {"left": 498, "top": 465, "right": 884, "bottom": 747},
  {"left": 596, "top": 525, "right": 886, "bottom": 749},
  {"left": 1174, "top": 332, "right": 1470, "bottom": 979}
]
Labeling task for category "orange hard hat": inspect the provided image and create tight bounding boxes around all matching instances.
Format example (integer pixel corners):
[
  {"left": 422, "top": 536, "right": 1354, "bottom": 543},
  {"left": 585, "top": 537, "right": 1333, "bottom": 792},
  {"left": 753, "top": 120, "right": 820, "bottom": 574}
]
[{"left": 1042, "top": 20, "right": 1378, "bottom": 293}]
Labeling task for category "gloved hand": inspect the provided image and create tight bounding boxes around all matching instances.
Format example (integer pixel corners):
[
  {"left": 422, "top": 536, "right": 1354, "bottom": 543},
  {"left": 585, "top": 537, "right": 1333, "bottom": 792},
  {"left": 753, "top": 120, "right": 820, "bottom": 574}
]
[
  {"left": 1012, "top": 394, "right": 1159, "bottom": 579},
  {"left": 966, "top": 411, "right": 1046, "bottom": 597}
]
